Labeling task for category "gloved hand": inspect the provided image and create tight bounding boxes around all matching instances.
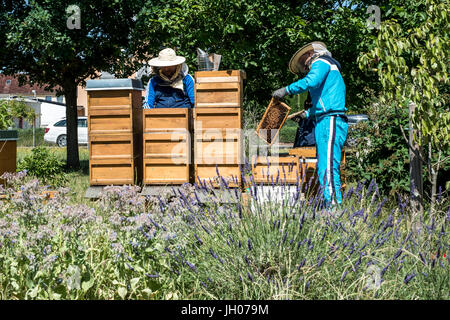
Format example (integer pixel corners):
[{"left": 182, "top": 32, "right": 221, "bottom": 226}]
[
  {"left": 272, "top": 87, "right": 287, "bottom": 100},
  {"left": 287, "top": 110, "right": 307, "bottom": 123}
]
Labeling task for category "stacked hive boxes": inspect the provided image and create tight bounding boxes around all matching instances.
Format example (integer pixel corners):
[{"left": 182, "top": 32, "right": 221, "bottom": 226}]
[
  {"left": 194, "top": 70, "right": 245, "bottom": 188},
  {"left": 142, "top": 108, "right": 192, "bottom": 185},
  {"left": 86, "top": 79, "right": 143, "bottom": 185}
]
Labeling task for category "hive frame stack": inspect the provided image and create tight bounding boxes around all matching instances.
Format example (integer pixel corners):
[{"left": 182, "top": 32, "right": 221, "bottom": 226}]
[
  {"left": 194, "top": 70, "right": 245, "bottom": 188},
  {"left": 142, "top": 108, "right": 192, "bottom": 185},
  {"left": 86, "top": 79, "right": 143, "bottom": 186}
]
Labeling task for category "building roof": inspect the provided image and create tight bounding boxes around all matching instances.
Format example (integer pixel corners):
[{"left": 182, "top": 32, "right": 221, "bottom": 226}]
[{"left": 0, "top": 74, "right": 60, "bottom": 95}]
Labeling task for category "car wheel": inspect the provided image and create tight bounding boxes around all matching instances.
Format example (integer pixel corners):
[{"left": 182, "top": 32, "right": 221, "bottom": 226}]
[{"left": 56, "top": 134, "right": 67, "bottom": 147}]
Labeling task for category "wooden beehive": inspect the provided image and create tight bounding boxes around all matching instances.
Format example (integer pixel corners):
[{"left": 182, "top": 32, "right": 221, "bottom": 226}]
[
  {"left": 143, "top": 108, "right": 192, "bottom": 185},
  {"left": 194, "top": 70, "right": 245, "bottom": 188},
  {"left": 256, "top": 98, "right": 291, "bottom": 145},
  {"left": 86, "top": 79, "right": 143, "bottom": 185},
  {"left": 195, "top": 70, "right": 245, "bottom": 108},
  {"left": 251, "top": 156, "right": 301, "bottom": 184},
  {"left": 0, "top": 130, "right": 17, "bottom": 187},
  {"left": 194, "top": 107, "right": 243, "bottom": 188}
]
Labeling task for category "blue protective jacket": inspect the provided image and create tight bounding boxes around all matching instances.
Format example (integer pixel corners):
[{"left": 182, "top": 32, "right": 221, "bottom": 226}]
[
  {"left": 285, "top": 57, "right": 346, "bottom": 119},
  {"left": 144, "top": 66, "right": 195, "bottom": 108}
]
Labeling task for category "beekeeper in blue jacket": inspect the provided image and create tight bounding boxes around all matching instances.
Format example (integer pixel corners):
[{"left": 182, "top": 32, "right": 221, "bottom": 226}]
[
  {"left": 143, "top": 48, "right": 195, "bottom": 108},
  {"left": 272, "top": 41, "right": 348, "bottom": 207}
]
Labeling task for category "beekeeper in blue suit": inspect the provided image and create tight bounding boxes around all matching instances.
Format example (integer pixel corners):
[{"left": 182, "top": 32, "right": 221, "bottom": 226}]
[
  {"left": 143, "top": 48, "right": 195, "bottom": 108},
  {"left": 272, "top": 41, "right": 348, "bottom": 207}
]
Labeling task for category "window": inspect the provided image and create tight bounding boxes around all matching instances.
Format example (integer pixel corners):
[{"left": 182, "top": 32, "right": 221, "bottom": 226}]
[
  {"left": 45, "top": 96, "right": 52, "bottom": 101},
  {"left": 77, "top": 119, "right": 87, "bottom": 127},
  {"left": 57, "top": 96, "right": 64, "bottom": 103},
  {"left": 54, "top": 120, "right": 66, "bottom": 127},
  {"left": 5, "top": 80, "right": 11, "bottom": 85}
]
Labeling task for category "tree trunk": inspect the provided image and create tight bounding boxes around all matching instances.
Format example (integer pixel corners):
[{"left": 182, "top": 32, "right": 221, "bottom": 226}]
[
  {"left": 63, "top": 81, "right": 80, "bottom": 169},
  {"left": 408, "top": 101, "right": 423, "bottom": 217}
]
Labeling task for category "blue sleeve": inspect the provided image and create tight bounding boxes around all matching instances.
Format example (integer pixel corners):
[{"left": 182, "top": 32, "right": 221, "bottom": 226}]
[
  {"left": 285, "top": 60, "right": 330, "bottom": 95},
  {"left": 184, "top": 74, "right": 195, "bottom": 107},
  {"left": 144, "top": 78, "right": 156, "bottom": 109}
]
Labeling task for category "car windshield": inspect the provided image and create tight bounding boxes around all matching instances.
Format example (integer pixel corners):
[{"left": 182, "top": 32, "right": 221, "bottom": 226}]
[{"left": 54, "top": 120, "right": 66, "bottom": 127}]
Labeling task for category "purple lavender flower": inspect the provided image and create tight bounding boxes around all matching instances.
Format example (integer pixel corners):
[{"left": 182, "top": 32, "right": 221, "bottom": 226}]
[
  {"left": 393, "top": 249, "right": 402, "bottom": 260},
  {"left": 247, "top": 272, "right": 254, "bottom": 282},
  {"left": 419, "top": 252, "right": 426, "bottom": 264},
  {"left": 186, "top": 261, "right": 197, "bottom": 273},
  {"left": 404, "top": 272, "right": 416, "bottom": 284},
  {"left": 209, "top": 248, "right": 218, "bottom": 259},
  {"left": 282, "top": 231, "right": 287, "bottom": 244},
  {"left": 340, "top": 271, "right": 348, "bottom": 282},
  {"left": 244, "top": 255, "right": 250, "bottom": 265},
  {"left": 248, "top": 239, "right": 253, "bottom": 251},
  {"left": 317, "top": 256, "right": 325, "bottom": 267},
  {"left": 146, "top": 273, "right": 160, "bottom": 278},
  {"left": 194, "top": 233, "right": 203, "bottom": 245}
]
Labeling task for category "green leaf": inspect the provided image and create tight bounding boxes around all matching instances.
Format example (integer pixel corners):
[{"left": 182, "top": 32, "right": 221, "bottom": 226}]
[
  {"left": 118, "top": 287, "right": 127, "bottom": 299},
  {"left": 130, "top": 277, "right": 140, "bottom": 290},
  {"left": 82, "top": 277, "right": 95, "bottom": 293}
]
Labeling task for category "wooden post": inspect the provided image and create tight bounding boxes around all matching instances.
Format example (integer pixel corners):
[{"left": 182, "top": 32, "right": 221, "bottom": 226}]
[{"left": 409, "top": 101, "right": 423, "bottom": 217}]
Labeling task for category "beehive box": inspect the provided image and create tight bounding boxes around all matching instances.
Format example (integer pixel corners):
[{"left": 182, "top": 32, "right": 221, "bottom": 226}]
[
  {"left": 194, "top": 70, "right": 245, "bottom": 108},
  {"left": 256, "top": 98, "right": 291, "bottom": 145},
  {"left": 86, "top": 79, "right": 143, "bottom": 185},
  {"left": 143, "top": 108, "right": 192, "bottom": 185},
  {"left": 289, "top": 147, "right": 346, "bottom": 192},
  {"left": 0, "top": 130, "right": 18, "bottom": 187},
  {"left": 194, "top": 106, "right": 243, "bottom": 187},
  {"left": 251, "top": 156, "right": 301, "bottom": 184}
]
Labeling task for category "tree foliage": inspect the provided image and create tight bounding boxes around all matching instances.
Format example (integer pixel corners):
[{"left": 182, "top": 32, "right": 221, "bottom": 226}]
[
  {"left": 0, "top": 0, "right": 147, "bottom": 168},
  {"left": 358, "top": 0, "right": 450, "bottom": 201},
  {"left": 358, "top": 0, "right": 449, "bottom": 151}
]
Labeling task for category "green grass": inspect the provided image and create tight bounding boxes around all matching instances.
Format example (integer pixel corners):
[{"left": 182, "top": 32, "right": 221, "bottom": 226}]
[
  {"left": 17, "top": 128, "right": 52, "bottom": 147},
  {"left": 17, "top": 146, "right": 90, "bottom": 204}
]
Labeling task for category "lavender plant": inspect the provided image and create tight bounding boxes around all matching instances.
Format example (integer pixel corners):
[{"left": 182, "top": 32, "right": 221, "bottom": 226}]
[{"left": 0, "top": 171, "right": 448, "bottom": 300}]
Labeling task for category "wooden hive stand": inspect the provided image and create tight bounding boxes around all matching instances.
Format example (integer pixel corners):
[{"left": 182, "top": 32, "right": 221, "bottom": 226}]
[
  {"left": 85, "top": 79, "right": 143, "bottom": 187},
  {"left": 194, "top": 70, "right": 246, "bottom": 188}
]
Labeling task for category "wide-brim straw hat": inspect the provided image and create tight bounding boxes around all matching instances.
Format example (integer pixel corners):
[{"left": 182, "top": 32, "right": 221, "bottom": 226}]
[
  {"left": 289, "top": 41, "right": 327, "bottom": 74},
  {"left": 148, "top": 48, "right": 186, "bottom": 67}
]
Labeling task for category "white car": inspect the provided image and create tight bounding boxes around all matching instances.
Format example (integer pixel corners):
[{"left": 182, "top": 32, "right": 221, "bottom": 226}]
[{"left": 44, "top": 117, "right": 88, "bottom": 147}]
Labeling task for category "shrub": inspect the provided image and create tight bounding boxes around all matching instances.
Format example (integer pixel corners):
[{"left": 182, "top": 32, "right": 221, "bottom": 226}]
[{"left": 17, "top": 146, "right": 67, "bottom": 186}]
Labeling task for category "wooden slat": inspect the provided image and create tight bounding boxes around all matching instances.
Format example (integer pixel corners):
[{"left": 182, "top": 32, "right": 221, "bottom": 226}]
[
  {"left": 289, "top": 147, "right": 317, "bottom": 158},
  {"left": 144, "top": 158, "right": 189, "bottom": 185},
  {"left": 88, "top": 90, "right": 131, "bottom": 106},
  {"left": 252, "top": 156, "right": 300, "bottom": 184},
  {"left": 195, "top": 164, "right": 241, "bottom": 187},
  {"left": 194, "top": 108, "right": 241, "bottom": 129},
  {"left": 196, "top": 76, "right": 240, "bottom": 83},
  {"left": 90, "top": 161, "right": 134, "bottom": 185},
  {"left": 196, "top": 82, "right": 240, "bottom": 90},
  {"left": 143, "top": 109, "right": 189, "bottom": 131}
]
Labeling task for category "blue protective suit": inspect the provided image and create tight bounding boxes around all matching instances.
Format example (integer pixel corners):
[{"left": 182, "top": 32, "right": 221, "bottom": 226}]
[
  {"left": 285, "top": 56, "right": 348, "bottom": 206},
  {"left": 143, "top": 64, "right": 195, "bottom": 108}
]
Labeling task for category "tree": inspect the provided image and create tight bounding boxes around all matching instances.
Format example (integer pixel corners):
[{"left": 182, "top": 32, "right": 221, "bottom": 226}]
[
  {"left": 131, "top": 0, "right": 382, "bottom": 119},
  {"left": 358, "top": 0, "right": 449, "bottom": 212},
  {"left": 1, "top": 0, "right": 146, "bottom": 168}
]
